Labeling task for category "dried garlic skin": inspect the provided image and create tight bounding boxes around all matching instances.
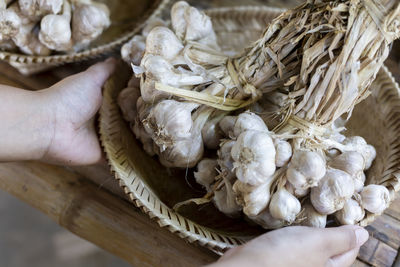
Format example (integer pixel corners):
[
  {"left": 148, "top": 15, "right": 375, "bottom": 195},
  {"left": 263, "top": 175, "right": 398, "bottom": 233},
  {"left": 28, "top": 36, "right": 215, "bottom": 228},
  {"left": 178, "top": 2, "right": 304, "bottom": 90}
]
[
  {"left": 361, "top": 185, "right": 390, "bottom": 214},
  {"left": 310, "top": 169, "right": 355, "bottom": 215},
  {"left": 72, "top": 1, "right": 110, "bottom": 50},
  {"left": 300, "top": 203, "right": 327, "bottom": 228},
  {"left": 18, "top": 0, "right": 63, "bottom": 21},
  {"left": 145, "top": 26, "right": 183, "bottom": 61},
  {"left": 286, "top": 150, "right": 326, "bottom": 190},
  {"left": 170, "top": 1, "right": 189, "bottom": 40},
  {"left": 194, "top": 158, "right": 217, "bottom": 191},
  {"left": 273, "top": 139, "right": 292, "bottom": 167},
  {"left": 269, "top": 188, "right": 301, "bottom": 223},
  {"left": 219, "top": 116, "right": 236, "bottom": 137},
  {"left": 335, "top": 198, "right": 365, "bottom": 225},
  {"left": 329, "top": 151, "right": 365, "bottom": 192},
  {"left": 233, "top": 180, "right": 272, "bottom": 217},
  {"left": 121, "top": 35, "right": 146, "bottom": 65},
  {"left": 217, "top": 140, "right": 235, "bottom": 179},
  {"left": 39, "top": 0, "right": 72, "bottom": 51},
  {"left": 117, "top": 86, "right": 140, "bottom": 122},
  {"left": 13, "top": 21, "right": 51, "bottom": 56},
  {"left": 233, "top": 111, "right": 268, "bottom": 137},
  {"left": 0, "top": 8, "right": 21, "bottom": 41},
  {"left": 139, "top": 77, "right": 168, "bottom": 104},
  {"left": 249, "top": 210, "right": 285, "bottom": 230},
  {"left": 231, "top": 130, "right": 276, "bottom": 186},
  {"left": 213, "top": 178, "right": 241, "bottom": 216},
  {"left": 343, "top": 136, "right": 376, "bottom": 170}
]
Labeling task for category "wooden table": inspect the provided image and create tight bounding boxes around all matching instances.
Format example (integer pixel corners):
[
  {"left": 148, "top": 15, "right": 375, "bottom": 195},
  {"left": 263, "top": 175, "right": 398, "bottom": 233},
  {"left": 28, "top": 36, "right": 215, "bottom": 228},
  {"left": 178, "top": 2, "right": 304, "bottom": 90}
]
[{"left": 1, "top": 1, "right": 400, "bottom": 266}]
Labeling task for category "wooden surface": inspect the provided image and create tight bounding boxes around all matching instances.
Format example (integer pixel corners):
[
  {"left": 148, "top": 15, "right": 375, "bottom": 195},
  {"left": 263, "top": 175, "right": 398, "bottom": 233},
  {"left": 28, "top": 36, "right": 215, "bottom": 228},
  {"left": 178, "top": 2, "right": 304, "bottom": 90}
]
[{"left": 1, "top": 0, "right": 400, "bottom": 266}]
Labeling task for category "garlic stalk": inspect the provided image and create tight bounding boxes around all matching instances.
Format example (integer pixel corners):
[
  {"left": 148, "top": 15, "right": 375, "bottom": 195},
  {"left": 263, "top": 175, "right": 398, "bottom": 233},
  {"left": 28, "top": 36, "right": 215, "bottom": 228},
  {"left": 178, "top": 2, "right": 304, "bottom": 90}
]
[
  {"left": 39, "top": 0, "right": 72, "bottom": 51},
  {"left": 360, "top": 185, "right": 390, "bottom": 214}
]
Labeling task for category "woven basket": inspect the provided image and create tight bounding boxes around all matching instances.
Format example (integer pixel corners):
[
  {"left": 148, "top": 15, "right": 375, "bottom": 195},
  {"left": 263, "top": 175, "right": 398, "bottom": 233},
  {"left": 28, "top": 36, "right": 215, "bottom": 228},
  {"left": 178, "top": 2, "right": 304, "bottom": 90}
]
[
  {"left": 99, "top": 6, "right": 400, "bottom": 253},
  {"left": 0, "top": 0, "right": 169, "bottom": 75}
]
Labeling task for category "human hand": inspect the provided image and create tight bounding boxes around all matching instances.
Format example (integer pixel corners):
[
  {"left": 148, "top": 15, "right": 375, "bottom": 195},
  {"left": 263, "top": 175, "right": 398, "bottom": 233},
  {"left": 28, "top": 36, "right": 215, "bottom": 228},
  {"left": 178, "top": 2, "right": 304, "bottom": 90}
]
[
  {"left": 38, "top": 58, "right": 117, "bottom": 165},
  {"left": 208, "top": 225, "right": 369, "bottom": 267}
]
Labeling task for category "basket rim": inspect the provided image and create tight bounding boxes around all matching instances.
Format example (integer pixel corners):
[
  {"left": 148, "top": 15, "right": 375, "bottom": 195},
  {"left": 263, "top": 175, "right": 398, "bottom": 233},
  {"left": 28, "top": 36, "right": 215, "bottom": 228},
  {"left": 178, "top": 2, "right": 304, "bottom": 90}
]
[
  {"left": 0, "top": 0, "right": 169, "bottom": 65},
  {"left": 99, "top": 5, "right": 400, "bottom": 254}
]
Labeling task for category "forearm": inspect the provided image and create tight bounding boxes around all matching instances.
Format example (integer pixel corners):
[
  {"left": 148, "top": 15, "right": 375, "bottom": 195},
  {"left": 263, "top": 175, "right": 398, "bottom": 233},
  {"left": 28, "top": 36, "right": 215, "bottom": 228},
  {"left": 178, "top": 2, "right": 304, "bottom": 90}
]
[{"left": 0, "top": 85, "right": 53, "bottom": 161}]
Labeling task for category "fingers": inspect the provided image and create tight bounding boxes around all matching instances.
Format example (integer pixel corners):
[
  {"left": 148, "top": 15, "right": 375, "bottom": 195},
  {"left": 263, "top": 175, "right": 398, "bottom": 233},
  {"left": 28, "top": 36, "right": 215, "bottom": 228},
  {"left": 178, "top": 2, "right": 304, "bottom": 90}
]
[
  {"left": 326, "top": 247, "right": 360, "bottom": 267},
  {"left": 319, "top": 226, "right": 369, "bottom": 256},
  {"left": 84, "top": 57, "right": 117, "bottom": 87}
]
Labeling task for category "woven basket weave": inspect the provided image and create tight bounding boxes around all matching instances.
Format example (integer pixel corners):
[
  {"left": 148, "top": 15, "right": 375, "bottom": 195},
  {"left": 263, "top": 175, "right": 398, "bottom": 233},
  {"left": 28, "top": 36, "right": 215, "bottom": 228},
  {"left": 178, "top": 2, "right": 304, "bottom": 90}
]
[
  {"left": 0, "top": 0, "right": 168, "bottom": 75},
  {"left": 99, "top": 6, "right": 400, "bottom": 253}
]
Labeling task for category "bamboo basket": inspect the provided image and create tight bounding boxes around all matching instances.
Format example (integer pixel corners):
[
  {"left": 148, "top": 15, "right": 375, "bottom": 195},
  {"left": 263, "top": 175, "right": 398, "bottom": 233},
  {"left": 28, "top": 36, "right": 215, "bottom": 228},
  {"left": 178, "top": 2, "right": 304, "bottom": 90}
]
[
  {"left": 99, "top": 6, "right": 400, "bottom": 253},
  {"left": 0, "top": 0, "right": 169, "bottom": 75}
]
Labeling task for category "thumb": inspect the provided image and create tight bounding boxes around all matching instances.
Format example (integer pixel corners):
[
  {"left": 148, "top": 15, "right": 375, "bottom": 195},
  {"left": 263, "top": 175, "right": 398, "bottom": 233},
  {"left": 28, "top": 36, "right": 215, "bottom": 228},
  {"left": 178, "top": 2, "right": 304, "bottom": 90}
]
[{"left": 83, "top": 57, "right": 117, "bottom": 87}]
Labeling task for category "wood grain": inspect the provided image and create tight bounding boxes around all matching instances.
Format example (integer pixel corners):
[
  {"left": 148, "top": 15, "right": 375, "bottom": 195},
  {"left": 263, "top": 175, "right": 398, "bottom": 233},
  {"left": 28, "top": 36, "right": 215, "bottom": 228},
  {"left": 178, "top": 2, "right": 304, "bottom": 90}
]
[{"left": 0, "top": 161, "right": 218, "bottom": 267}]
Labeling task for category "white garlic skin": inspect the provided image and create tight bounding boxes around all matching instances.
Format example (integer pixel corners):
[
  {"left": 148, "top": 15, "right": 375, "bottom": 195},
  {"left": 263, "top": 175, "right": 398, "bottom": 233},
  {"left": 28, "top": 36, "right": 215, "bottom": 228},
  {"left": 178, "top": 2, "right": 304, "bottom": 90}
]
[
  {"left": 343, "top": 136, "right": 376, "bottom": 170},
  {"left": 139, "top": 77, "right": 168, "bottom": 104},
  {"left": 194, "top": 158, "right": 217, "bottom": 191},
  {"left": 131, "top": 120, "right": 155, "bottom": 157},
  {"left": 117, "top": 86, "right": 140, "bottom": 122},
  {"left": 300, "top": 203, "right": 327, "bottom": 228},
  {"left": 18, "top": 0, "right": 63, "bottom": 21},
  {"left": 231, "top": 130, "right": 276, "bottom": 186},
  {"left": 0, "top": 9, "right": 21, "bottom": 41},
  {"left": 335, "top": 198, "right": 365, "bottom": 225},
  {"left": 233, "top": 180, "right": 272, "bottom": 217},
  {"left": 360, "top": 185, "right": 390, "bottom": 214},
  {"left": 142, "top": 18, "right": 167, "bottom": 37},
  {"left": 249, "top": 210, "right": 285, "bottom": 230},
  {"left": 201, "top": 116, "right": 223, "bottom": 150},
  {"left": 354, "top": 172, "right": 366, "bottom": 193},
  {"left": 285, "top": 182, "right": 309, "bottom": 198},
  {"left": 217, "top": 140, "right": 235, "bottom": 181},
  {"left": 145, "top": 26, "right": 183, "bottom": 61},
  {"left": 170, "top": 1, "right": 189, "bottom": 40},
  {"left": 310, "top": 169, "right": 355, "bottom": 215},
  {"left": 233, "top": 111, "right": 268, "bottom": 137},
  {"left": 286, "top": 150, "right": 326, "bottom": 190},
  {"left": 273, "top": 139, "right": 292, "bottom": 167},
  {"left": 219, "top": 116, "right": 236, "bottom": 137},
  {"left": 213, "top": 179, "right": 241, "bottom": 216},
  {"left": 269, "top": 188, "right": 301, "bottom": 223},
  {"left": 121, "top": 35, "right": 146, "bottom": 65},
  {"left": 72, "top": 2, "right": 110, "bottom": 49}
]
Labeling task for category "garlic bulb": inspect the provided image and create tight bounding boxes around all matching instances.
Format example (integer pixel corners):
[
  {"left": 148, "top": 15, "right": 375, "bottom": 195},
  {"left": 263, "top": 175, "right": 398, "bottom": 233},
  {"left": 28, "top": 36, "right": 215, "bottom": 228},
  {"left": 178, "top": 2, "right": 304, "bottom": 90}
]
[
  {"left": 0, "top": 8, "right": 21, "bottom": 41},
  {"left": 233, "top": 111, "right": 268, "bottom": 137},
  {"left": 269, "top": 188, "right": 301, "bottom": 223},
  {"left": 171, "top": 1, "right": 218, "bottom": 48},
  {"left": 249, "top": 210, "right": 285, "bottom": 230},
  {"left": 72, "top": 1, "right": 110, "bottom": 50},
  {"left": 131, "top": 120, "right": 155, "bottom": 157},
  {"left": 273, "top": 138, "right": 292, "bottom": 167},
  {"left": 343, "top": 136, "right": 376, "bottom": 170},
  {"left": 13, "top": 21, "right": 51, "bottom": 56},
  {"left": 194, "top": 158, "right": 217, "bottom": 191},
  {"left": 39, "top": 0, "right": 72, "bottom": 51},
  {"left": 360, "top": 184, "right": 390, "bottom": 214},
  {"left": 139, "top": 77, "right": 168, "bottom": 104},
  {"left": 233, "top": 180, "right": 273, "bottom": 217},
  {"left": 117, "top": 86, "right": 140, "bottom": 122},
  {"left": 285, "top": 181, "right": 309, "bottom": 198},
  {"left": 18, "top": 0, "right": 62, "bottom": 21},
  {"left": 231, "top": 130, "right": 276, "bottom": 186},
  {"left": 121, "top": 35, "right": 146, "bottom": 65},
  {"left": 201, "top": 115, "right": 224, "bottom": 150},
  {"left": 217, "top": 140, "right": 235, "bottom": 180},
  {"left": 213, "top": 178, "right": 241, "bottom": 216},
  {"left": 329, "top": 151, "right": 365, "bottom": 192},
  {"left": 143, "top": 99, "right": 198, "bottom": 150},
  {"left": 219, "top": 115, "right": 236, "bottom": 137},
  {"left": 145, "top": 26, "right": 183, "bottom": 61},
  {"left": 300, "top": 203, "right": 327, "bottom": 228},
  {"left": 335, "top": 198, "right": 365, "bottom": 225},
  {"left": 142, "top": 18, "right": 167, "bottom": 37},
  {"left": 286, "top": 150, "right": 326, "bottom": 190},
  {"left": 310, "top": 169, "right": 355, "bottom": 215}
]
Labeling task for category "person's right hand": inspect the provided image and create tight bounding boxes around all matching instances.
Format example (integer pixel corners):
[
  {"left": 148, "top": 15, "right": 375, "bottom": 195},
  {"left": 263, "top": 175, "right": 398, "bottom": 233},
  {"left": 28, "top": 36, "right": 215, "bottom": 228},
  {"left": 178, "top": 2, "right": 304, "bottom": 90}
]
[{"left": 208, "top": 225, "right": 369, "bottom": 267}]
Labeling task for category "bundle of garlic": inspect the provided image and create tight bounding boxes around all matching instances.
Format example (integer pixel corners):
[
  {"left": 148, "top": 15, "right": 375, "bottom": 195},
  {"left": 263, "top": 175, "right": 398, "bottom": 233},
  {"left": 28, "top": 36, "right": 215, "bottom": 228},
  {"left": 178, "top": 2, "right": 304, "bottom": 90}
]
[
  {"left": 0, "top": 0, "right": 110, "bottom": 55},
  {"left": 117, "top": 0, "right": 400, "bottom": 229}
]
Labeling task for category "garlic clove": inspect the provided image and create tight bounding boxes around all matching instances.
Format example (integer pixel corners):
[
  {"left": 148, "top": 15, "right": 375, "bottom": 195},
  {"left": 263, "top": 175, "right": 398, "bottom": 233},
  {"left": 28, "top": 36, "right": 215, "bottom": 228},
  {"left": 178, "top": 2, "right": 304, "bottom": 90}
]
[
  {"left": 18, "top": 0, "right": 63, "bottom": 21},
  {"left": 269, "top": 188, "right": 301, "bottom": 223},
  {"left": 121, "top": 35, "right": 146, "bottom": 65},
  {"left": 217, "top": 140, "right": 235, "bottom": 179},
  {"left": 201, "top": 115, "right": 224, "bottom": 150},
  {"left": 310, "top": 168, "right": 355, "bottom": 215},
  {"left": 354, "top": 172, "right": 366, "bottom": 193},
  {"left": 231, "top": 130, "right": 276, "bottom": 186},
  {"left": 213, "top": 178, "right": 241, "bottom": 216},
  {"left": 142, "top": 18, "right": 167, "bottom": 37},
  {"left": 145, "top": 26, "right": 183, "bottom": 61},
  {"left": 117, "top": 86, "right": 140, "bottom": 122},
  {"left": 329, "top": 151, "right": 364, "bottom": 177},
  {"left": 233, "top": 111, "right": 268, "bottom": 137},
  {"left": 131, "top": 120, "right": 156, "bottom": 157},
  {"left": 335, "top": 198, "right": 365, "bottom": 225},
  {"left": 194, "top": 158, "right": 217, "bottom": 191},
  {"left": 170, "top": 1, "right": 189, "bottom": 40},
  {"left": 219, "top": 115, "right": 236, "bottom": 137},
  {"left": 183, "top": 6, "right": 217, "bottom": 46},
  {"left": 300, "top": 203, "right": 327, "bottom": 228},
  {"left": 248, "top": 210, "right": 285, "bottom": 229},
  {"left": 285, "top": 181, "right": 309, "bottom": 198},
  {"left": 364, "top": 145, "right": 376, "bottom": 170},
  {"left": 273, "top": 138, "right": 292, "bottom": 167},
  {"left": 360, "top": 184, "right": 390, "bottom": 214},
  {"left": 343, "top": 136, "right": 376, "bottom": 170},
  {"left": 286, "top": 150, "right": 326, "bottom": 190}
]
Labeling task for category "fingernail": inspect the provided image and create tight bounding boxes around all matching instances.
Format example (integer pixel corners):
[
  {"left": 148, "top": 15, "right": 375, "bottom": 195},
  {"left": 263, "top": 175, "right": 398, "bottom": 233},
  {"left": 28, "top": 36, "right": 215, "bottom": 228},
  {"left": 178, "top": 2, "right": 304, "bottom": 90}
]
[{"left": 355, "top": 228, "right": 369, "bottom": 246}]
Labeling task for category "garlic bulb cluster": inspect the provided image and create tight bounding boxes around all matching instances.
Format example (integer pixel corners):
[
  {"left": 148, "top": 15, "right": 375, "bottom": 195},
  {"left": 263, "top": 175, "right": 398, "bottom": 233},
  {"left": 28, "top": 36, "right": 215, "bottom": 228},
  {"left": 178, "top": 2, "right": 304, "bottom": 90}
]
[{"left": 0, "top": 0, "right": 110, "bottom": 55}]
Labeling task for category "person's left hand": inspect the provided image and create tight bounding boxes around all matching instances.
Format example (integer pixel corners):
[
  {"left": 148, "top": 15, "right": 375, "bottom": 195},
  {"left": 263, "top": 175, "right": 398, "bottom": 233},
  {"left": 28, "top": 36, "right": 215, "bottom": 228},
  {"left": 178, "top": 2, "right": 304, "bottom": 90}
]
[{"left": 39, "top": 58, "right": 116, "bottom": 165}]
